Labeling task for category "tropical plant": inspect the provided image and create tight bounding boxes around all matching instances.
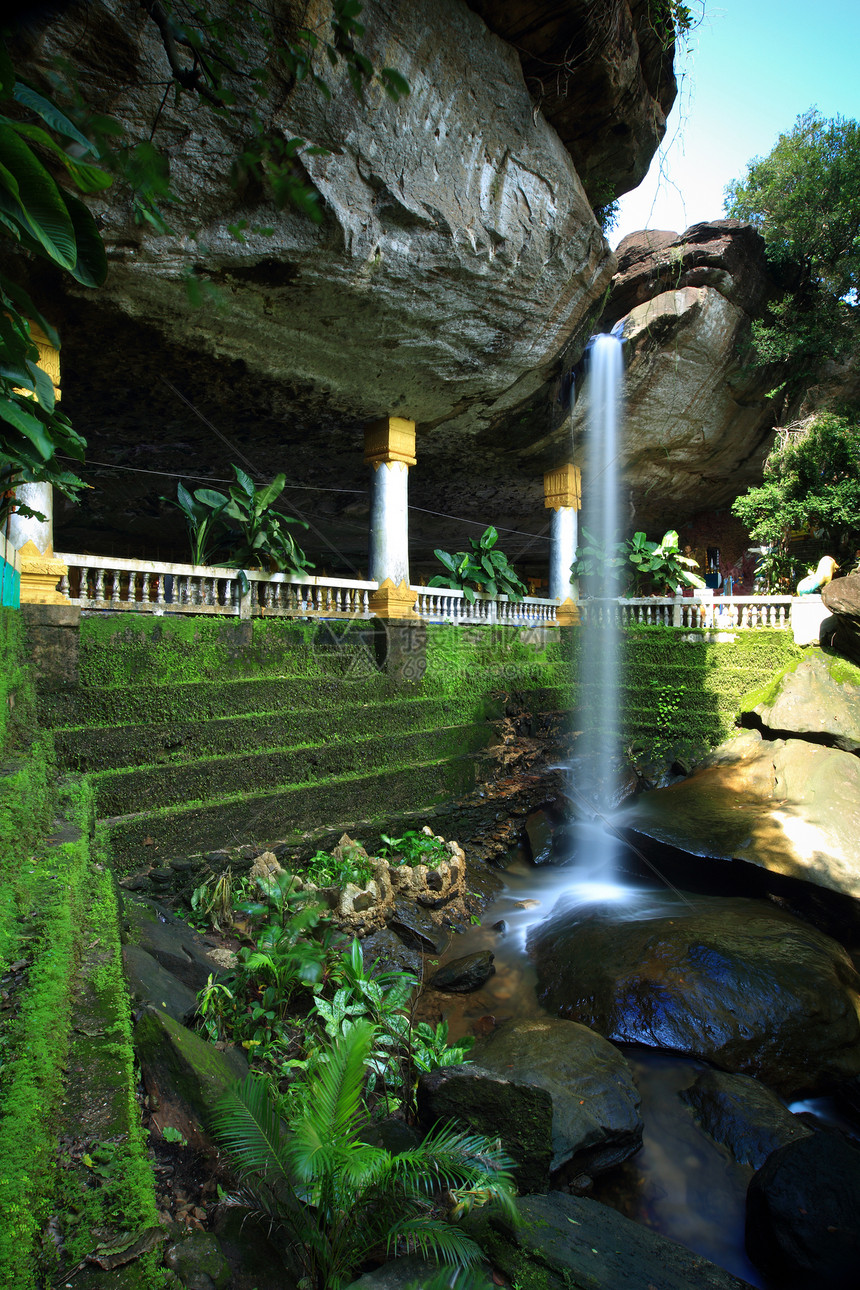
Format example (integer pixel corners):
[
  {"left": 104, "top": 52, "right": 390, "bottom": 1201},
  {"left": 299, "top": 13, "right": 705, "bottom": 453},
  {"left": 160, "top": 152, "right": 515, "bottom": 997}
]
[
  {"left": 190, "top": 465, "right": 314, "bottom": 580},
  {"left": 0, "top": 39, "right": 108, "bottom": 520},
  {"left": 196, "top": 974, "right": 236, "bottom": 1043},
  {"left": 161, "top": 481, "right": 230, "bottom": 566},
  {"left": 379, "top": 829, "right": 448, "bottom": 868},
  {"left": 210, "top": 1020, "right": 518, "bottom": 1289},
  {"left": 625, "top": 529, "right": 704, "bottom": 595},
  {"left": 429, "top": 526, "right": 527, "bottom": 604},
  {"left": 731, "top": 412, "right": 860, "bottom": 589},
  {"left": 305, "top": 843, "right": 374, "bottom": 890},
  {"left": 570, "top": 526, "right": 629, "bottom": 593},
  {"left": 234, "top": 870, "right": 333, "bottom": 1042}
]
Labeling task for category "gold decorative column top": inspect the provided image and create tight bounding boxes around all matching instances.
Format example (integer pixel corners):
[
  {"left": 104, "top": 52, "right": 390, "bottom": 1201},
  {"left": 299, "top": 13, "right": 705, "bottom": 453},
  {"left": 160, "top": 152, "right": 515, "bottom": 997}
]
[
  {"left": 364, "top": 416, "right": 416, "bottom": 468},
  {"left": 27, "top": 321, "right": 61, "bottom": 401},
  {"left": 544, "top": 463, "right": 581, "bottom": 510}
]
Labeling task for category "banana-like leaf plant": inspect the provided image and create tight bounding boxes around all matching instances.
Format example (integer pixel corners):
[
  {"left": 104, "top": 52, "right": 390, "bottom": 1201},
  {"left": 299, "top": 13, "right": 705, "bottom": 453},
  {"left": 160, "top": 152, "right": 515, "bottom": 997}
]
[
  {"left": 210, "top": 1020, "right": 518, "bottom": 1289},
  {"left": 429, "top": 525, "right": 527, "bottom": 603}
]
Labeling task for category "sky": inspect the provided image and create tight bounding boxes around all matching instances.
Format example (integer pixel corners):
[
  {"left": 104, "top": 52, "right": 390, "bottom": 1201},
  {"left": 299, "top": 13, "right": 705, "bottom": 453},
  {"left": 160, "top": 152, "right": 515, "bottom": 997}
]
[{"left": 611, "top": 0, "right": 860, "bottom": 247}]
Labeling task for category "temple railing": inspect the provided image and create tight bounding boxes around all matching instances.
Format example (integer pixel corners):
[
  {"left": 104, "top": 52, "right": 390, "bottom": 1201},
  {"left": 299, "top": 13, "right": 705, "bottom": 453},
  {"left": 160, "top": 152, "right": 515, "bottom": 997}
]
[
  {"left": 52, "top": 555, "right": 796, "bottom": 631},
  {"left": 57, "top": 554, "right": 376, "bottom": 619},
  {"left": 410, "top": 586, "right": 559, "bottom": 626},
  {"left": 578, "top": 594, "right": 794, "bottom": 630}
]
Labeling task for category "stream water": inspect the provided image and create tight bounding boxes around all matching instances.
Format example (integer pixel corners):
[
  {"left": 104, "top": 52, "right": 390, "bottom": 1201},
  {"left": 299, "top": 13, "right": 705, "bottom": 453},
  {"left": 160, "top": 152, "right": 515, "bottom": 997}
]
[{"left": 426, "top": 848, "right": 766, "bottom": 1286}]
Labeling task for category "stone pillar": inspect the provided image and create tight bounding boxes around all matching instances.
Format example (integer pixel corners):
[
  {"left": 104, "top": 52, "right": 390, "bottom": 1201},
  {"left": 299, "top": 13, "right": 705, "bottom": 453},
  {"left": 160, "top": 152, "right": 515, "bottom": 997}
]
[
  {"left": 544, "top": 463, "right": 581, "bottom": 627},
  {"left": 365, "top": 416, "right": 417, "bottom": 619},
  {"left": 9, "top": 323, "right": 69, "bottom": 605}
]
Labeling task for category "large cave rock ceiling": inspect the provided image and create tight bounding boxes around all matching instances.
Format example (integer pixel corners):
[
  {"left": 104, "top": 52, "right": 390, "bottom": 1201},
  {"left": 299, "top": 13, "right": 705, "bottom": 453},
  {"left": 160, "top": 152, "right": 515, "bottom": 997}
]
[{"left": 11, "top": 0, "right": 677, "bottom": 570}]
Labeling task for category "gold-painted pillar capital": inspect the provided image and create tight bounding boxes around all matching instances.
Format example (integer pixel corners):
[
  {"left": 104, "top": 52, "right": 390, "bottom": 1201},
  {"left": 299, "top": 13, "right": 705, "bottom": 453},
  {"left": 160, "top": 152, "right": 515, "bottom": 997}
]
[
  {"left": 17, "top": 539, "right": 69, "bottom": 605},
  {"left": 364, "top": 416, "right": 416, "bottom": 469},
  {"left": 544, "top": 463, "right": 581, "bottom": 511}
]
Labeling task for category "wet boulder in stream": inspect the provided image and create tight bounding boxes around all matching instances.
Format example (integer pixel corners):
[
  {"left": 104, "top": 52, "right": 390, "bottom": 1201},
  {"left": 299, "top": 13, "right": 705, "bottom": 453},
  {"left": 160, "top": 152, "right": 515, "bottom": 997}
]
[{"left": 529, "top": 893, "right": 860, "bottom": 1098}]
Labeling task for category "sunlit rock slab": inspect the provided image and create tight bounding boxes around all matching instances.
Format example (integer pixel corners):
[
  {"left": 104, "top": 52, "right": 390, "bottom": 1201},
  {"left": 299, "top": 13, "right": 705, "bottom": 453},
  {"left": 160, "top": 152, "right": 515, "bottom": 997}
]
[
  {"left": 617, "top": 729, "right": 860, "bottom": 900},
  {"left": 742, "top": 649, "right": 860, "bottom": 752}
]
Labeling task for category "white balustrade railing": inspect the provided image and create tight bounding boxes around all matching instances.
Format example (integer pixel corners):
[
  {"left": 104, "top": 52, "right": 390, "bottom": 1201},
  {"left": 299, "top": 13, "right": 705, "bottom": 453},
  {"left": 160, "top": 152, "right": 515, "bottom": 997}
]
[
  {"left": 56, "top": 554, "right": 376, "bottom": 619},
  {"left": 579, "top": 594, "right": 794, "bottom": 630},
  {"left": 411, "top": 586, "right": 559, "bottom": 626},
  {"left": 53, "top": 555, "right": 796, "bottom": 632}
]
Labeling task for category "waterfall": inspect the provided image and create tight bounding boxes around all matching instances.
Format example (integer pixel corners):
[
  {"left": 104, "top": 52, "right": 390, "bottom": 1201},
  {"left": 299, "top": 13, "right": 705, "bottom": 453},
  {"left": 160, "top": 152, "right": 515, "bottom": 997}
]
[{"left": 573, "top": 332, "right": 625, "bottom": 883}]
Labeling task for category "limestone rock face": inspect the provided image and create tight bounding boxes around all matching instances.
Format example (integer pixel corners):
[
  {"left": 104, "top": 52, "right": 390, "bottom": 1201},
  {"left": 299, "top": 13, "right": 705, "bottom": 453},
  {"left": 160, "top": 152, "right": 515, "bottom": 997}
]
[
  {"left": 529, "top": 892, "right": 860, "bottom": 1097},
  {"left": 467, "top": 0, "right": 677, "bottom": 205},
  {"left": 745, "top": 650, "right": 860, "bottom": 752},
  {"left": 563, "top": 222, "right": 784, "bottom": 532},
  {"left": 617, "top": 728, "right": 860, "bottom": 900}
]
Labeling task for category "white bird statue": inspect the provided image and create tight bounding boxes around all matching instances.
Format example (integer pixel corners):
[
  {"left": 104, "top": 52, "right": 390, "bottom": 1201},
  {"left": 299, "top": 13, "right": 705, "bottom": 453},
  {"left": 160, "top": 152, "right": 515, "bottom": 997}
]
[{"left": 796, "top": 555, "right": 839, "bottom": 595}]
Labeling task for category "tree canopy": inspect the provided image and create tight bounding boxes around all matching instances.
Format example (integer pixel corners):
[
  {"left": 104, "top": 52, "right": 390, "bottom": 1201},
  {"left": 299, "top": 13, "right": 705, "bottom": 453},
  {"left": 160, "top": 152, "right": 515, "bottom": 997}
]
[
  {"left": 724, "top": 109, "right": 860, "bottom": 384},
  {"left": 730, "top": 412, "right": 860, "bottom": 590}
]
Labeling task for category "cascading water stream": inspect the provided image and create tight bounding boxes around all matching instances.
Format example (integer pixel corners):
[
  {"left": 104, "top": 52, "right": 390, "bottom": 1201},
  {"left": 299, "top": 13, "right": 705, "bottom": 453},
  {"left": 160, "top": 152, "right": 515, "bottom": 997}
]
[{"left": 569, "top": 332, "right": 627, "bottom": 890}]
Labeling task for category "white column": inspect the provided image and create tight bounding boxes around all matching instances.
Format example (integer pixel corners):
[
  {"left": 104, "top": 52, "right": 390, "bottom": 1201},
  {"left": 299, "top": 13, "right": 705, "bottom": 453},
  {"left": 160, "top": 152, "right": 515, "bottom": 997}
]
[
  {"left": 369, "top": 459, "right": 410, "bottom": 585},
  {"left": 549, "top": 505, "right": 578, "bottom": 602},
  {"left": 8, "top": 480, "right": 54, "bottom": 554}
]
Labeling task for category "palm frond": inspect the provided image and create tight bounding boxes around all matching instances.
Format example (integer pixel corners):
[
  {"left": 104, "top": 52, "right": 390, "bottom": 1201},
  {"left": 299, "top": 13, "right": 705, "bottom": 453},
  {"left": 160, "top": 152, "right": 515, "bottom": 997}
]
[
  {"left": 387, "top": 1215, "right": 483, "bottom": 1266},
  {"left": 210, "top": 1074, "right": 291, "bottom": 1186},
  {"left": 286, "top": 1020, "right": 376, "bottom": 1183}
]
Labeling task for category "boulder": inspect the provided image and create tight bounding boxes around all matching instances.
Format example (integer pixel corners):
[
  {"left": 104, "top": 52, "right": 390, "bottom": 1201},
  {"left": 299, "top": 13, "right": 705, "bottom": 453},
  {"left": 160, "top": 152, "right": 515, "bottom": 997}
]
[
  {"left": 134, "top": 1005, "right": 248, "bottom": 1149},
  {"left": 746, "top": 1132, "right": 860, "bottom": 1288},
  {"left": 679, "top": 1069, "right": 812, "bottom": 1169},
  {"left": 122, "top": 943, "right": 199, "bottom": 1024},
  {"left": 567, "top": 222, "right": 784, "bottom": 533},
  {"left": 164, "top": 1232, "right": 231, "bottom": 1290},
  {"left": 823, "top": 572, "right": 860, "bottom": 667},
  {"left": 742, "top": 649, "right": 860, "bottom": 751},
  {"left": 529, "top": 893, "right": 860, "bottom": 1098},
  {"left": 466, "top": 1190, "right": 753, "bottom": 1290},
  {"left": 122, "top": 895, "right": 231, "bottom": 993},
  {"left": 430, "top": 951, "right": 495, "bottom": 992},
  {"left": 617, "top": 728, "right": 860, "bottom": 900},
  {"left": 416, "top": 1064, "right": 553, "bottom": 1192},
  {"left": 474, "top": 1017, "right": 643, "bottom": 1175}
]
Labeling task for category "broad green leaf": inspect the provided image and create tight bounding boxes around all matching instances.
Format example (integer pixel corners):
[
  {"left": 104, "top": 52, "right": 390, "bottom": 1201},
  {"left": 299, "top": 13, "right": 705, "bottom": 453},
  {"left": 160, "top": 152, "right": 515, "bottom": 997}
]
[
  {"left": 13, "top": 82, "right": 94, "bottom": 153},
  {"left": 0, "top": 395, "right": 54, "bottom": 459},
  {"left": 255, "top": 474, "right": 286, "bottom": 510},
  {"left": 63, "top": 190, "right": 108, "bottom": 286},
  {"left": 8, "top": 121, "right": 111, "bottom": 192},
  {"left": 2, "top": 281, "right": 60, "bottom": 348},
  {"left": 194, "top": 488, "right": 230, "bottom": 510},
  {"left": 232, "top": 465, "right": 255, "bottom": 497},
  {"left": 479, "top": 525, "right": 497, "bottom": 549},
  {"left": 0, "top": 123, "right": 76, "bottom": 268},
  {"left": 25, "top": 359, "right": 55, "bottom": 412}
]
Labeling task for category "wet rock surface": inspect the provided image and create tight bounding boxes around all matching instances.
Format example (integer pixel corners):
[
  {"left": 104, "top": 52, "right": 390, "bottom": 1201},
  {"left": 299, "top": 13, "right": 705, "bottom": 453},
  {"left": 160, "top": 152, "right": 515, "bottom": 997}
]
[
  {"left": 746, "top": 1131, "right": 860, "bottom": 1288},
  {"left": 416, "top": 1064, "right": 554, "bottom": 1192},
  {"left": 679, "top": 1068, "right": 812, "bottom": 1169},
  {"left": 123, "top": 895, "right": 233, "bottom": 993},
  {"left": 529, "top": 892, "right": 860, "bottom": 1097},
  {"left": 467, "top": 1190, "right": 755, "bottom": 1289},
  {"left": 123, "top": 943, "right": 199, "bottom": 1024},
  {"left": 430, "top": 950, "right": 496, "bottom": 992},
  {"left": 474, "top": 1017, "right": 643, "bottom": 1175}
]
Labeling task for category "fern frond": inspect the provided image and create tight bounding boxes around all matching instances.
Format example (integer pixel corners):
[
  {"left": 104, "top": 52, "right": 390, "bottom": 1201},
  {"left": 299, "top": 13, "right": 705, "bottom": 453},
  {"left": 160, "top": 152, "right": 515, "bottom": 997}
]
[{"left": 387, "top": 1215, "right": 483, "bottom": 1265}]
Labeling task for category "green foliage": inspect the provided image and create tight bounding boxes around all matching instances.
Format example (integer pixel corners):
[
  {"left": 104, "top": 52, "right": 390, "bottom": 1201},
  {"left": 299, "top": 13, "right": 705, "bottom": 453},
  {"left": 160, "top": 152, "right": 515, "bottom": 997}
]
[
  {"left": 731, "top": 412, "right": 860, "bottom": 589},
  {"left": 190, "top": 464, "right": 314, "bottom": 580},
  {"left": 430, "top": 526, "right": 528, "bottom": 604},
  {"left": 380, "top": 828, "right": 449, "bottom": 868},
  {"left": 161, "top": 480, "right": 230, "bottom": 566},
  {"left": 725, "top": 109, "right": 860, "bottom": 386},
  {"left": 211, "top": 1020, "right": 517, "bottom": 1289},
  {"left": 572, "top": 528, "right": 703, "bottom": 595},
  {"left": 0, "top": 41, "right": 105, "bottom": 518},
  {"left": 625, "top": 529, "right": 704, "bottom": 594},
  {"left": 306, "top": 842, "right": 374, "bottom": 889}
]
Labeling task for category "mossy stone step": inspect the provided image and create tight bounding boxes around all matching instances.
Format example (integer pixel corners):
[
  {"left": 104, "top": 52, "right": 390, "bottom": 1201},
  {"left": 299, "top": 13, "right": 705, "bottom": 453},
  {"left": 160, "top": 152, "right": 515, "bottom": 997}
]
[
  {"left": 102, "top": 753, "right": 489, "bottom": 870},
  {"left": 54, "top": 695, "right": 499, "bottom": 772},
  {"left": 90, "top": 722, "right": 492, "bottom": 817}
]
